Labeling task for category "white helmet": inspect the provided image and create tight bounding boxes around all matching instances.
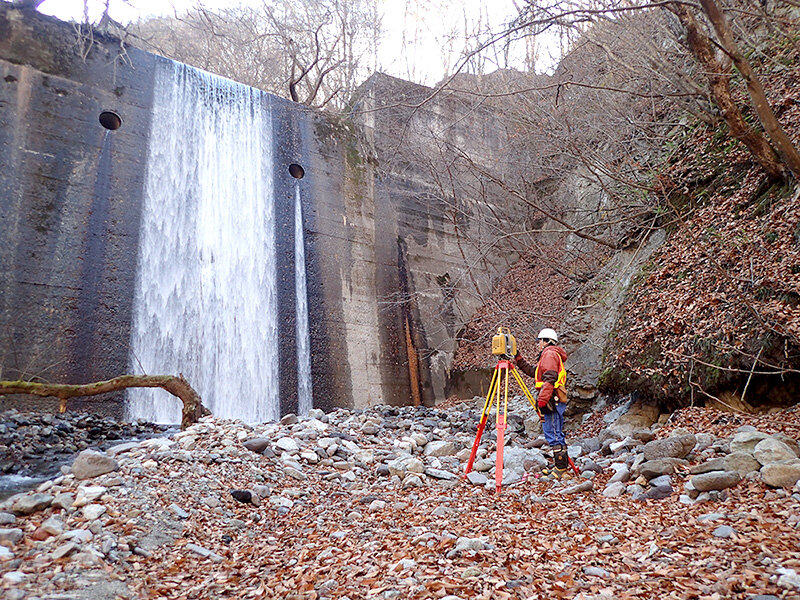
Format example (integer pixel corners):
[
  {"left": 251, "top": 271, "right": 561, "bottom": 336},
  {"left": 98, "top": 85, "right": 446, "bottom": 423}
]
[{"left": 537, "top": 328, "right": 558, "bottom": 342}]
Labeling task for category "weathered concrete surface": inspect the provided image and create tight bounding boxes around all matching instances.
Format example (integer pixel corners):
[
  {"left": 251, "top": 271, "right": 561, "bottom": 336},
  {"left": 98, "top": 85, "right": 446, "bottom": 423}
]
[
  {"left": 353, "top": 73, "right": 533, "bottom": 405},
  {"left": 1, "top": 7, "right": 537, "bottom": 414},
  {"left": 0, "top": 8, "right": 156, "bottom": 414}
]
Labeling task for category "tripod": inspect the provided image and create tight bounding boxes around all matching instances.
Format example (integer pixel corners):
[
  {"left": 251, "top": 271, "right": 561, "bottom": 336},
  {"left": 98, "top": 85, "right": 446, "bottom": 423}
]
[{"left": 464, "top": 356, "right": 579, "bottom": 493}]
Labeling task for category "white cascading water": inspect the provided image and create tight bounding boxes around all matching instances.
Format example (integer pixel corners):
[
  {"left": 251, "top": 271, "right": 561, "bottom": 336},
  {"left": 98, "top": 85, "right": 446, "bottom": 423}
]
[
  {"left": 294, "top": 182, "right": 313, "bottom": 415},
  {"left": 126, "top": 60, "right": 279, "bottom": 424}
]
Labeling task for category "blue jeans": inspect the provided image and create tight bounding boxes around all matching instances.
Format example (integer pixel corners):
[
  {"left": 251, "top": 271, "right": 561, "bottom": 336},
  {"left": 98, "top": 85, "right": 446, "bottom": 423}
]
[{"left": 542, "top": 402, "right": 566, "bottom": 447}]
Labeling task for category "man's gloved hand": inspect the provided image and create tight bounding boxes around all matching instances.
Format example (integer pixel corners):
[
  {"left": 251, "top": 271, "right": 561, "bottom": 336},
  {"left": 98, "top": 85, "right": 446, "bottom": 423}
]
[
  {"left": 539, "top": 398, "right": 555, "bottom": 413},
  {"left": 514, "top": 352, "right": 521, "bottom": 362}
]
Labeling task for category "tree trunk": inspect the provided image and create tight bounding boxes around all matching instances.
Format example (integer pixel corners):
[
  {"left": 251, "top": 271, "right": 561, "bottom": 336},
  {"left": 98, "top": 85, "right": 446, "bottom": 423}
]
[
  {"left": 668, "top": 3, "right": 787, "bottom": 181},
  {"left": 0, "top": 375, "right": 209, "bottom": 430},
  {"left": 699, "top": 0, "right": 800, "bottom": 180}
]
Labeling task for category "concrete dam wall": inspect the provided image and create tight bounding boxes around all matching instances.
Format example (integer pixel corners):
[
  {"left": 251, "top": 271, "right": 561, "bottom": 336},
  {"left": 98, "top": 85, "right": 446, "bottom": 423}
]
[{"left": 0, "top": 6, "right": 528, "bottom": 421}]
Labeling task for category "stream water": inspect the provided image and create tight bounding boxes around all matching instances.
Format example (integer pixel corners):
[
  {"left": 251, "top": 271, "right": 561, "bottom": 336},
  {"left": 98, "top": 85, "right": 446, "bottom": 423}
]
[{"left": 295, "top": 182, "right": 313, "bottom": 415}]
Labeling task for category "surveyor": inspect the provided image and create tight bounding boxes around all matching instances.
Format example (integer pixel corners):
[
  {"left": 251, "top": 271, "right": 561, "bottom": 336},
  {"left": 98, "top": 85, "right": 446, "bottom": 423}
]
[{"left": 515, "top": 328, "right": 570, "bottom": 479}]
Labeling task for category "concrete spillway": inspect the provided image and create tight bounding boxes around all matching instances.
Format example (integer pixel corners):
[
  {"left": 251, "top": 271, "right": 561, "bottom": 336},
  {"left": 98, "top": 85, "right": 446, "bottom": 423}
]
[{"left": 126, "top": 60, "right": 280, "bottom": 424}]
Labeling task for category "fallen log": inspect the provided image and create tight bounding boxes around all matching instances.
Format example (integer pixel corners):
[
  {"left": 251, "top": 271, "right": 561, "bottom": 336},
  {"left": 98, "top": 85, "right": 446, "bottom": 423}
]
[{"left": 0, "top": 375, "right": 210, "bottom": 429}]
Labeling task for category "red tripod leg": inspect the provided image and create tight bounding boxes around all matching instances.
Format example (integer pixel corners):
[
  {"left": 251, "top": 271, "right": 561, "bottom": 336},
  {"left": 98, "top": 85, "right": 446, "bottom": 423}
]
[
  {"left": 464, "top": 367, "right": 499, "bottom": 477},
  {"left": 568, "top": 455, "right": 580, "bottom": 476},
  {"left": 464, "top": 413, "right": 489, "bottom": 476}
]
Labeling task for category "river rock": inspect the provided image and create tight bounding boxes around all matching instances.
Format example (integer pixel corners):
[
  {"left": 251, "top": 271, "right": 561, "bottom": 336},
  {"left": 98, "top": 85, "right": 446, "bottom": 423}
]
[
  {"left": 243, "top": 438, "right": 272, "bottom": 454},
  {"left": 724, "top": 452, "right": 762, "bottom": 476},
  {"left": 466, "top": 471, "right": 489, "bottom": 485},
  {"left": 71, "top": 450, "right": 119, "bottom": 480},
  {"left": 729, "top": 431, "right": 770, "bottom": 454},
  {"left": 691, "top": 457, "right": 728, "bottom": 475},
  {"left": 82, "top": 504, "right": 107, "bottom": 520},
  {"left": 690, "top": 470, "right": 741, "bottom": 492},
  {"left": 424, "top": 441, "right": 458, "bottom": 457},
  {"left": 0, "top": 528, "right": 23, "bottom": 546},
  {"left": 643, "top": 434, "right": 696, "bottom": 460},
  {"left": 11, "top": 493, "right": 53, "bottom": 515},
  {"left": 753, "top": 438, "right": 797, "bottom": 465},
  {"left": 638, "top": 459, "right": 675, "bottom": 479},
  {"left": 425, "top": 468, "right": 458, "bottom": 480},
  {"left": 602, "top": 481, "right": 626, "bottom": 497},
  {"left": 608, "top": 463, "right": 630, "bottom": 483},
  {"left": 275, "top": 437, "right": 299, "bottom": 452},
  {"left": 760, "top": 460, "right": 800, "bottom": 488},
  {"left": 73, "top": 486, "right": 107, "bottom": 507}
]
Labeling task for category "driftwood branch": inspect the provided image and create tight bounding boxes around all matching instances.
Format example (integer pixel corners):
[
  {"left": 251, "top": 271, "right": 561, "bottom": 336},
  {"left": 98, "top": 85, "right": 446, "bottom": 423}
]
[{"left": 0, "top": 375, "right": 209, "bottom": 430}]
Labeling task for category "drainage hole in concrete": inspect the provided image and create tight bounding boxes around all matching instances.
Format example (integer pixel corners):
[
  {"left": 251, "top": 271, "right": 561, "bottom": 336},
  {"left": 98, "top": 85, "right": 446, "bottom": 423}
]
[
  {"left": 289, "top": 163, "right": 305, "bottom": 179},
  {"left": 99, "top": 111, "right": 122, "bottom": 130}
]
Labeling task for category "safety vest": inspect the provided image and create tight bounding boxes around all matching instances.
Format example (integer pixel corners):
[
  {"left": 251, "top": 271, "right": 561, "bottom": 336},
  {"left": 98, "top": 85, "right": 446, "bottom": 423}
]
[{"left": 534, "top": 351, "right": 567, "bottom": 389}]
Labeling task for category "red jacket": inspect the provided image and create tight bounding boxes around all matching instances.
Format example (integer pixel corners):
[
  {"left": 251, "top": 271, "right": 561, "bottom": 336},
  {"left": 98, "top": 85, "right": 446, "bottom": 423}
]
[{"left": 517, "top": 344, "right": 568, "bottom": 405}]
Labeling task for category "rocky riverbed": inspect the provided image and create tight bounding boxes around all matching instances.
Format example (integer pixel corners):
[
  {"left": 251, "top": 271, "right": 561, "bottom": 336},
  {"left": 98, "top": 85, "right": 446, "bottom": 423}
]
[
  {"left": 0, "top": 410, "right": 171, "bottom": 498},
  {"left": 1, "top": 399, "right": 800, "bottom": 599}
]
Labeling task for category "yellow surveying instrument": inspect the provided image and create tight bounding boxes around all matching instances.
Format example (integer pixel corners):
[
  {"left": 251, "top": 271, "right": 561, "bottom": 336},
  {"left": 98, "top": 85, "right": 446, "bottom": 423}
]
[{"left": 464, "top": 327, "right": 578, "bottom": 493}]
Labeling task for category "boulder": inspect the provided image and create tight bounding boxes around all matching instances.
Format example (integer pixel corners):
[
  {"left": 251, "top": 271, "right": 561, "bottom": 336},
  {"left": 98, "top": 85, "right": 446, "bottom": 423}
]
[
  {"left": 690, "top": 471, "right": 741, "bottom": 492},
  {"left": 11, "top": 494, "right": 53, "bottom": 516},
  {"left": 729, "top": 431, "right": 770, "bottom": 454},
  {"left": 643, "top": 434, "right": 696, "bottom": 461},
  {"left": 275, "top": 437, "right": 300, "bottom": 453},
  {"left": 690, "top": 457, "right": 728, "bottom": 475},
  {"left": 760, "top": 460, "right": 800, "bottom": 488},
  {"left": 753, "top": 438, "right": 797, "bottom": 466},
  {"left": 605, "top": 401, "right": 660, "bottom": 439},
  {"left": 71, "top": 450, "right": 118, "bottom": 480},
  {"left": 724, "top": 452, "right": 762, "bottom": 476},
  {"left": 602, "top": 481, "right": 626, "bottom": 497},
  {"left": 638, "top": 459, "right": 675, "bottom": 480},
  {"left": 423, "top": 441, "right": 458, "bottom": 457}
]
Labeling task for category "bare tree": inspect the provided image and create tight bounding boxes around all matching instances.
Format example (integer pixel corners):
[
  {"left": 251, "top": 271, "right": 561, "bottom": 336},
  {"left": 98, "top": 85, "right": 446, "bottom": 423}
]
[{"left": 130, "top": 0, "right": 380, "bottom": 109}]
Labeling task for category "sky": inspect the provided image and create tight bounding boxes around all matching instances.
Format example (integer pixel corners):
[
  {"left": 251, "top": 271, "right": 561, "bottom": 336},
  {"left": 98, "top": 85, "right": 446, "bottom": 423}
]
[{"left": 35, "top": 0, "right": 557, "bottom": 84}]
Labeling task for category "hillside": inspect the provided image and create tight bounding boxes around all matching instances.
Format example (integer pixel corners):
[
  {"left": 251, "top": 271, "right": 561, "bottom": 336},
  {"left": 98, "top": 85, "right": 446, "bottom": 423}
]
[{"left": 453, "top": 8, "right": 800, "bottom": 413}]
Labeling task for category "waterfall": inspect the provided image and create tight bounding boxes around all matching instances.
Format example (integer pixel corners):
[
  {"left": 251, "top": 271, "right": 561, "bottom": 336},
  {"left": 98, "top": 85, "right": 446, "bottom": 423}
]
[
  {"left": 126, "top": 60, "right": 279, "bottom": 424},
  {"left": 294, "top": 182, "right": 313, "bottom": 414}
]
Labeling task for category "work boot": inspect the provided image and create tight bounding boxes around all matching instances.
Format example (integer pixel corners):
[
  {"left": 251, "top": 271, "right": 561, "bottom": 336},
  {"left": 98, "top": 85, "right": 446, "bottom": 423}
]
[
  {"left": 553, "top": 448, "right": 570, "bottom": 481},
  {"left": 540, "top": 466, "right": 568, "bottom": 481}
]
